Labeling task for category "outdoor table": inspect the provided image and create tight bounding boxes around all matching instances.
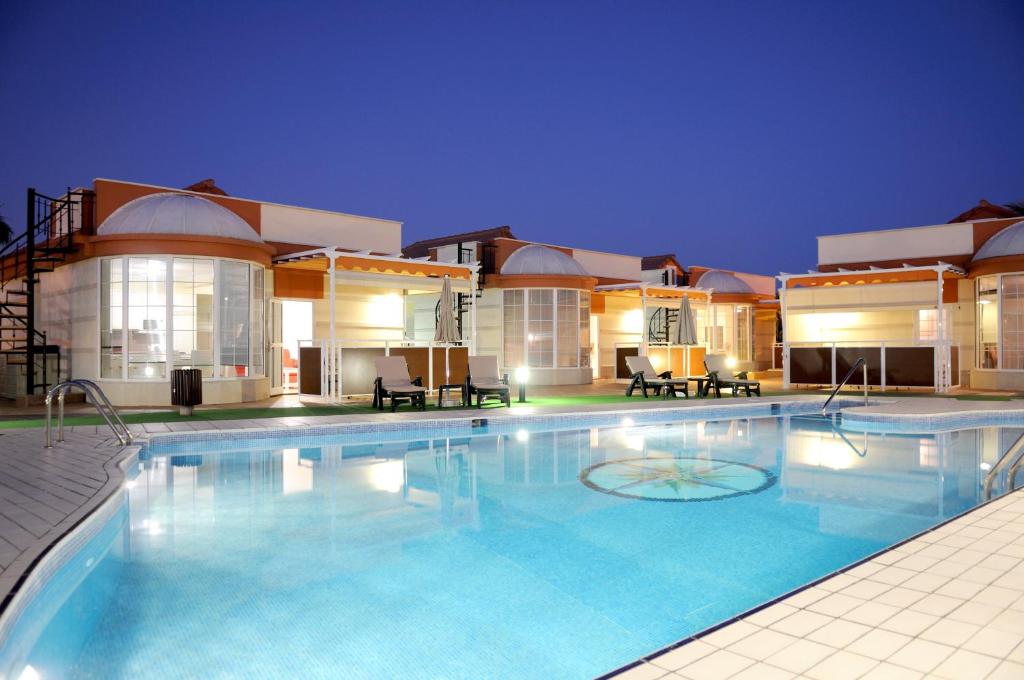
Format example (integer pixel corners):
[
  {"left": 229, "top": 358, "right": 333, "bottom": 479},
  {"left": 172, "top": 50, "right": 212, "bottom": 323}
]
[
  {"left": 437, "top": 383, "right": 467, "bottom": 408},
  {"left": 686, "top": 376, "right": 711, "bottom": 398}
]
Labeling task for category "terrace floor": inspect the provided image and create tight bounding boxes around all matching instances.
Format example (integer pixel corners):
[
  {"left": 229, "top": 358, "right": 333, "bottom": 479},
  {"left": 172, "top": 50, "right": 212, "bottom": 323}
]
[
  {"left": 1, "top": 374, "right": 1020, "bottom": 431},
  {"left": 2, "top": 391, "right": 1024, "bottom": 678}
]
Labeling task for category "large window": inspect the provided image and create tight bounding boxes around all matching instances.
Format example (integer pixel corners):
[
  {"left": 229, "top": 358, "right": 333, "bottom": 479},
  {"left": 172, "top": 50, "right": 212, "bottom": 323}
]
[
  {"left": 219, "top": 260, "right": 251, "bottom": 377},
  {"left": 978, "top": 276, "right": 998, "bottom": 368},
  {"left": 579, "top": 292, "right": 591, "bottom": 368},
  {"left": 503, "top": 290, "right": 524, "bottom": 368},
  {"left": 504, "top": 288, "right": 590, "bottom": 370},
  {"left": 127, "top": 258, "right": 167, "bottom": 378},
  {"left": 975, "top": 274, "right": 1024, "bottom": 370},
  {"left": 172, "top": 258, "right": 215, "bottom": 377},
  {"left": 527, "top": 289, "right": 553, "bottom": 368},
  {"left": 100, "top": 256, "right": 265, "bottom": 381},
  {"left": 100, "top": 259, "right": 123, "bottom": 379},
  {"left": 556, "top": 290, "right": 578, "bottom": 367}
]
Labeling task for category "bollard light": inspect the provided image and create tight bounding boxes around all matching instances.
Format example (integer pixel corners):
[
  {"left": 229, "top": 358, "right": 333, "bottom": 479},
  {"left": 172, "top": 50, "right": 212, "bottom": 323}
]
[{"left": 515, "top": 366, "right": 530, "bottom": 403}]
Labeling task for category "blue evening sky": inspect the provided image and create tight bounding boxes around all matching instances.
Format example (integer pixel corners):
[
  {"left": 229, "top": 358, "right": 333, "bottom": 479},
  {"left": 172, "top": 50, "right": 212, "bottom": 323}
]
[{"left": 1, "top": 1, "right": 1022, "bottom": 275}]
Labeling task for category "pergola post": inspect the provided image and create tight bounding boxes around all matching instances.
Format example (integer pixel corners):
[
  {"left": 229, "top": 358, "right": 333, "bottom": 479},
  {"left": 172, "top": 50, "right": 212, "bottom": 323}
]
[
  {"left": 640, "top": 285, "right": 648, "bottom": 356},
  {"left": 936, "top": 267, "right": 945, "bottom": 393},
  {"left": 328, "top": 253, "right": 338, "bottom": 401},
  {"left": 470, "top": 269, "right": 478, "bottom": 355}
]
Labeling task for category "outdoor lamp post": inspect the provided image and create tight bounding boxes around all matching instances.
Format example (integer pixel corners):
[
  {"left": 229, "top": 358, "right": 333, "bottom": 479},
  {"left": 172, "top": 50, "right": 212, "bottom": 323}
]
[{"left": 515, "top": 366, "right": 529, "bottom": 403}]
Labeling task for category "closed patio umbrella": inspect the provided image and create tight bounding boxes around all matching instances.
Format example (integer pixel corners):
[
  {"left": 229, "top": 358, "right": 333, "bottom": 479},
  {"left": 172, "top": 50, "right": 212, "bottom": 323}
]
[
  {"left": 674, "top": 296, "right": 698, "bottom": 346},
  {"left": 674, "top": 296, "right": 698, "bottom": 376},
  {"left": 434, "top": 275, "right": 461, "bottom": 343}
]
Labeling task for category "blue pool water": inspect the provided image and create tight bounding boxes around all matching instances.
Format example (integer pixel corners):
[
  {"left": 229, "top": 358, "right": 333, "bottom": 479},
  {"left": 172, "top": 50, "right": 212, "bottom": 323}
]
[{"left": 2, "top": 409, "right": 1020, "bottom": 679}]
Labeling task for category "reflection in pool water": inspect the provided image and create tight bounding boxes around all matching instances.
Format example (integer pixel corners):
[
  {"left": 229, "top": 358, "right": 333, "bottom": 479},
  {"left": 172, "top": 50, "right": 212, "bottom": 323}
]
[{"left": 2, "top": 414, "right": 1019, "bottom": 679}]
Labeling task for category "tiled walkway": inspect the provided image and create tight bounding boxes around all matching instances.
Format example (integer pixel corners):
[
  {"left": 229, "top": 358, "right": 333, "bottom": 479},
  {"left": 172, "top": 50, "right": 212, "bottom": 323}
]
[
  {"left": 614, "top": 490, "right": 1024, "bottom": 680},
  {"left": 0, "top": 426, "right": 135, "bottom": 606}
]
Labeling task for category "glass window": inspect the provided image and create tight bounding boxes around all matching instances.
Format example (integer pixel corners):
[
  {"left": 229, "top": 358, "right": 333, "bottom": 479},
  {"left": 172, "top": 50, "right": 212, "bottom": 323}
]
[
  {"left": 978, "top": 277, "right": 999, "bottom": 368},
  {"left": 100, "top": 259, "right": 123, "bottom": 378},
  {"left": 503, "top": 290, "right": 524, "bottom": 369},
  {"left": 172, "top": 258, "right": 215, "bottom": 377},
  {"left": 251, "top": 266, "right": 265, "bottom": 377},
  {"left": 527, "top": 289, "right": 553, "bottom": 368},
  {"left": 737, "top": 306, "right": 752, "bottom": 361},
  {"left": 219, "top": 261, "right": 251, "bottom": 378},
  {"left": 556, "top": 290, "right": 578, "bottom": 367},
  {"left": 706, "top": 305, "right": 735, "bottom": 354},
  {"left": 1002, "top": 275, "right": 1024, "bottom": 370},
  {"left": 126, "top": 258, "right": 166, "bottom": 378},
  {"left": 579, "top": 291, "right": 591, "bottom": 368}
]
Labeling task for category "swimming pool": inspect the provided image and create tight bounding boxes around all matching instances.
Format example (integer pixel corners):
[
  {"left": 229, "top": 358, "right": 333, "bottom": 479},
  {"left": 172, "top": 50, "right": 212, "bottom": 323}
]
[{"left": 2, "top": 404, "right": 1021, "bottom": 679}]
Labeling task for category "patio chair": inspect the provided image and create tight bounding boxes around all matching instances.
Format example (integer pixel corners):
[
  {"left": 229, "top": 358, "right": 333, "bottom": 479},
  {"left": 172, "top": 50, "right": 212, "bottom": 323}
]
[
  {"left": 703, "top": 354, "right": 761, "bottom": 398},
  {"left": 373, "top": 356, "right": 427, "bottom": 412},
  {"left": 624, "top": 355, "right": 689, "bottom": 399},
  {"left": 466, "top": 356, "right": 511, "bottom": 408}
]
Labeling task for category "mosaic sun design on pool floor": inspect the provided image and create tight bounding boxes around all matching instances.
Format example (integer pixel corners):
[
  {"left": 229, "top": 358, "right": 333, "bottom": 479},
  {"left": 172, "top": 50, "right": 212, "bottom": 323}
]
[{"left": 579, "top": 457, "right": 777, "bottom": 502}]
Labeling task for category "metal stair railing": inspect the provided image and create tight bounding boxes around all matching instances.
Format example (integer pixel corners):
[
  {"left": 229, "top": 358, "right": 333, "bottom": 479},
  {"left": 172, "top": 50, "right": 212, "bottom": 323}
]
[
  {"left": 984, "top": 431, "right": 1024, "bottom": 500},
  {"left": 822, "top": 357, "right": 868, "bottom": 416},
  {"left": 45, "top": 379, "right": 133, "bottom": 447}
]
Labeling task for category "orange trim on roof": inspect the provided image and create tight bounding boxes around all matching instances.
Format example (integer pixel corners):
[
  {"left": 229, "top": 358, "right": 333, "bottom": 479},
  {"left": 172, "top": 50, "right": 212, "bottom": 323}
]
[
  {"left": 80, "top": 233, "right": 274, "bottom": 266},
  {"left": 786, "top": 269, "right": 962, "bottom": 289},
  {"left": 275, "top": 253, "right": 473, "bottom": 279},
  {"left": 486, "top": 273, "right": 597, "bottom": 290}
]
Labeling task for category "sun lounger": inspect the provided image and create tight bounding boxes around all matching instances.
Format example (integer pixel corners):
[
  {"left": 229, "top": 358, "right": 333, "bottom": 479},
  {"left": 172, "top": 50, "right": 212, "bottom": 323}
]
[
  {"left": 373, "top": 356, "right": 427, "bottom": 412},
  {"left": 703, "top": 354, "right": 761, "bottom": 398},
  {"left": 624, "top": 355, "right": 689, "bottom": 399},
  {"left": 466, "top": 356, "right": 511, "bottom": 408}
]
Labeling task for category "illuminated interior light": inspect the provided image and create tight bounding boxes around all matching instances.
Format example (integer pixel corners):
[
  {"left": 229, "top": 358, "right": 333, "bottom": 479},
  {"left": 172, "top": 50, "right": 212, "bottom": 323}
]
[{"left": 515, "top": 429, "right": 530, "bottom": 442}]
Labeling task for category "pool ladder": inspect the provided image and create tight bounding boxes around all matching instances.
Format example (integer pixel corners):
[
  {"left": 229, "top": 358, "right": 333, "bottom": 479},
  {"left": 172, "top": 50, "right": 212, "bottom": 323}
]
[
  {"left": 822, "top": 357, "right": 868, "bottom": 416},
  {"left": 45, "top": 379, "right": 133, "bottom": 448},
  {"left": 983, "top": 431, "right": 1024, "bottom": 500}
]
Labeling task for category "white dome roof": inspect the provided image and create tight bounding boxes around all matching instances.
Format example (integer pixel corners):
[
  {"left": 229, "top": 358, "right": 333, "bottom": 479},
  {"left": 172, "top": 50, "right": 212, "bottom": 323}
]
[
  {"left": 501, "top": 245, "right": 589, "bottom": 276},
  {"left": 97, "top": 192, "right": 261, "bottom": 242},
  {"left": 694, "top": 269, "right": 753, "bottom": 294},
  {"left": 973, "top": 221, "right": 1024, "bottom": 262}
]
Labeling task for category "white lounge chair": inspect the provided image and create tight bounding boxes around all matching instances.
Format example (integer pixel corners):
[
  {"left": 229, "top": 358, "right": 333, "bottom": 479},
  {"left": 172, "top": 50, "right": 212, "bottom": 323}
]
[
  {"left": 624, "top": 355, "right": 689, "bottom": 399},
  {"left": 704, "top": 354, "right": 761, "bottom": 398},
  {"left": 466, "top": 356, "right": 510, "bottom": 408},
  {"left": 373, "top": 356, "right": 427, "bottom": 412}
]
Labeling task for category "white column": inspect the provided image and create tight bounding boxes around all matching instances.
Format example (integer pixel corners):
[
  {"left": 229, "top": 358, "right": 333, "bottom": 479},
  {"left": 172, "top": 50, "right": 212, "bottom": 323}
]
[
  {"left": 470, "top": 270, "right": 478, "bottom": 355},
  {"left": 640, "top": 287, "right": 648, "bottom": 356},
  {"left": 936, "top": 268, "right": 945, "bottom": 393},
  {"left": 328, "top": 255, "right": 337, "bottom": 401},
  {"left": 780, "top": 285, "right": 791, "bottom": 389}
]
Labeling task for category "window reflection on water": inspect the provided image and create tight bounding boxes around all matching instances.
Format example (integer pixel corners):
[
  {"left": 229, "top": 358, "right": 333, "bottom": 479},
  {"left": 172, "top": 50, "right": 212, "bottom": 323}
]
[{"left": 131, "top": 416, "right": 1011, "bottom": 547}]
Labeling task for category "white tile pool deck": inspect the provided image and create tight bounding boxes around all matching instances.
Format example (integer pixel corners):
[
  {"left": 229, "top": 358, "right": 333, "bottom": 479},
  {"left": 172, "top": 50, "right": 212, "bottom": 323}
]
[{"left": 3, "top": 394, "right": 1024, "bottom": 679}]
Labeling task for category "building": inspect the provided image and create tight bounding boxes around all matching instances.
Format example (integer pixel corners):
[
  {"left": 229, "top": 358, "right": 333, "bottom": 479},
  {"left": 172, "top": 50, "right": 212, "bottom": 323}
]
[
  {"left": 779, "top": 202, "right": 1024, "bottom": 392},
  {"left": 0, "top": 178, "right": 780, "bottom": 406},
  {"left": 1, "top": 179, "right": 477, "bottom": 405},
  {"left": 404, "top": 230, "right": 778, "bottom": 386}
]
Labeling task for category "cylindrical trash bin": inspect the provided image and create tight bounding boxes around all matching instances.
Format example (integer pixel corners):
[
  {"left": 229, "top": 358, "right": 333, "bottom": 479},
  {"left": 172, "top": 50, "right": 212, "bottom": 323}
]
[{"left": 171, "top": 368, "right": 203, "bottom": 416}]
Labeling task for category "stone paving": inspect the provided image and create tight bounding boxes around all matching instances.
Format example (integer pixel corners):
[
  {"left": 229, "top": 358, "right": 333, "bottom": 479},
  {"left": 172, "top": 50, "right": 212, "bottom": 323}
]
[{"left": 0, "top": 426, "right": 136, "bottom": 607}]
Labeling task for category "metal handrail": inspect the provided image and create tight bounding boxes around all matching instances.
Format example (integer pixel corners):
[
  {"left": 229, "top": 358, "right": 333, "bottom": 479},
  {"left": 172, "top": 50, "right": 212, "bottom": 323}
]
[
  {"left": 984, "top": 431, "right": 1024, "bottom": 500},
  {"left": 45, "top": 379, "right": 132, "bottom": 447},
  {"left": 822, "top": 357, "right": 868, "bottom": 415},
  {"left": 1008, "top": 454, "right": 1024, "bottom": 494}
]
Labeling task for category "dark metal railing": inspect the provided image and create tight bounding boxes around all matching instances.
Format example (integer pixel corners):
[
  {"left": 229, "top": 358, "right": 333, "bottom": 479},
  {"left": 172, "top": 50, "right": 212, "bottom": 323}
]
[{"left": 822, "top": 356, "right": 868, "bottom": 415}]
